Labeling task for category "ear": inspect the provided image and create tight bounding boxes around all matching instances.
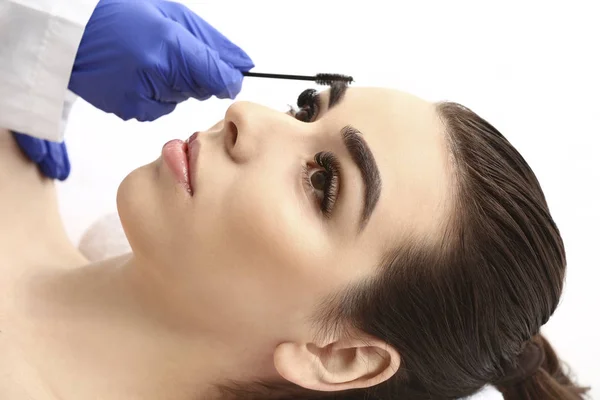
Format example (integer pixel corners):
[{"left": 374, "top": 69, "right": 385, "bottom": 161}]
[{"left": 273, "top": 336, "right": 401, "bottom": 392}]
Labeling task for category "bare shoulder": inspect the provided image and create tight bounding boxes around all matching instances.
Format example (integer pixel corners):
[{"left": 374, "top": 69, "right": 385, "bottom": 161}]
[
  {"left": 0, "top": 271, "right": 56, "bottom": 400},
  {"left": 0, "top": 331, "right": 55, "bottom": 400}
]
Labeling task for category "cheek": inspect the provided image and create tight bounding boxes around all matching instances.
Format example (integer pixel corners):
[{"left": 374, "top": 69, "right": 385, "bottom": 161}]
[
  {"left": 222, "top": 170, "right": 327, "bottom": 273},
  {"left": 219, "top": 176, "right": 345, "bottom": 319},
  {"left": 182, "top": 166, "right": 339, "bottom": 321}
]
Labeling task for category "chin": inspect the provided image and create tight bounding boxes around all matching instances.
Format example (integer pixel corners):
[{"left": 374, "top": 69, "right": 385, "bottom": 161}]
[{"left": 116, "top": 162, "right": 165, "bottom": 260}]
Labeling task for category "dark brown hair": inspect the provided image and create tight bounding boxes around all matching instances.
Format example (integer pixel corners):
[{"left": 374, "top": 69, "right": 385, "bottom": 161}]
[{"left": 216, "top": 102, "right": 589, "bottom": 399}]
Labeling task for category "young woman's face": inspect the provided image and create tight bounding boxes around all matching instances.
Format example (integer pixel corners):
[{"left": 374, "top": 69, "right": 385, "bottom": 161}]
[{"left": 117, "top": 86, "right": 451, "bottom": 342}]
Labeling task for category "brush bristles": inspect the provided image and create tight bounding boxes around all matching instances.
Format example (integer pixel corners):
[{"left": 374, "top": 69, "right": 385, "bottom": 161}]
[{"left": 315, "top": 73, "right": 354, "bottom": 86}]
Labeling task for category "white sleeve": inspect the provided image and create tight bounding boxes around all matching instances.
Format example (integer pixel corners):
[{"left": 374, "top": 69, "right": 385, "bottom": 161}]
[{"left": 0, "top": 0, "right": 98, "bottom": 142}]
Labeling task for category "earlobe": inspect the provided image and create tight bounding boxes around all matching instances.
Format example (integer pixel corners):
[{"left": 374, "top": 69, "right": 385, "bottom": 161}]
[
  {"left": 273, "top": 337, "right": 401, "bottom": 392},
  {"left": 273, "top": 342, "right": 321, "bottom": 389}
]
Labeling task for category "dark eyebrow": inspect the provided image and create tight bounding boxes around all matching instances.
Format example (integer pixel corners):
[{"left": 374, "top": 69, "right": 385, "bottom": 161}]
[
  {"left": 328, "top": 81, "right": 348, "bottom": 109},
  {"left": 341, "top": 125, "right": 382, "bottom": 231},
  {"left": 311, "top": 82, "right": 381, "bottom": 230}
]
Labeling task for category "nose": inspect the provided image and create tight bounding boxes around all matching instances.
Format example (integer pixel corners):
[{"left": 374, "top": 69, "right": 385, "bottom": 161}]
[{"left": 222, "top": 101, "right": 296, "bottom": 164}]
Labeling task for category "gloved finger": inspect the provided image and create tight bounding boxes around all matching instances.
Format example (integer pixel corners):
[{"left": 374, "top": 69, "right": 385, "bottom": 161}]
[
  {"left": 38, "top": 141, "right": 71, "bottom": 181},
  {"left": 120, "top": 96, "right": 178, "bottom": 122},
  {"left": 152, "top": 90, "right": 190, "bottom": 104},
  {"left": 139, "top": 66, "right": 191, "bottom": 104},
  {"left": 190, "top": 88, "right": 212, "bottom": 102},
  {"left": 171, "top": 24, "right": 245, "bottom": 100},
  {"left": 11, "top": 131, "right": 71, "bottom": 180},
  {"left": 161, "top": 2, "right": 254, "bottom": 71},
  {"left": 12, "top": 131, "right": 47, "bottom": 162}
]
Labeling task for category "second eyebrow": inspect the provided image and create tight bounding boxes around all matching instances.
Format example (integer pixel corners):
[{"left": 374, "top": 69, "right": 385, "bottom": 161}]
[{"left": 328, "top": 82, "right": 348, "bottom": 109}]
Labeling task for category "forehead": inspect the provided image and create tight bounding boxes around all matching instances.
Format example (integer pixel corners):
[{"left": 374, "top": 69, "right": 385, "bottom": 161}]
[{"left": 324, "top": 87, "right": 452, "bottom": 250}]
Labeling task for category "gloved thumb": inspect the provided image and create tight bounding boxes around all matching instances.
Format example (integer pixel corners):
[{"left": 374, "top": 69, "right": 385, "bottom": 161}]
[{"left": 170, "top": 22, "right": 245, "bottom": 101}]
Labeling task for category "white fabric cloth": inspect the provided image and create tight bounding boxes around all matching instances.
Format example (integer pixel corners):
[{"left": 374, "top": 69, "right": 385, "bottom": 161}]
[
  {"left": 0, "top": 0, "right": 98, "bottom": 141},
  {"left": 78, "top": 212, "right": 131, "bottom": 262}
]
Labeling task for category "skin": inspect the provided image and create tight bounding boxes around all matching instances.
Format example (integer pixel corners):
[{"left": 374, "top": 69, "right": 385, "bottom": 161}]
[{"left": 0, "top": 87, "right": 451, "bottom": 400}]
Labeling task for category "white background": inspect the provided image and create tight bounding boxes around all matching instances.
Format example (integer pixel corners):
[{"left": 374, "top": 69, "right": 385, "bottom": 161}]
[{"left": 57, "top": 1, "right": 599, "bottom": 398}]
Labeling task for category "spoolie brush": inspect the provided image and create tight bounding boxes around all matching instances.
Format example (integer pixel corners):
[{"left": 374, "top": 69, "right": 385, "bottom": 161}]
[{"left": 242, "top": 72, "right": 354, "bottom": 86}]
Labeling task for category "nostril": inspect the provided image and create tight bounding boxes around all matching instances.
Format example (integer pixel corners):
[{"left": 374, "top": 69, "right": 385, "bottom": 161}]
[
  {"left": 225, "top": 120, "right": 239, "bottom": 159},
  {"left": 228, "top": 121, "right": 238, "bottom": 147}
]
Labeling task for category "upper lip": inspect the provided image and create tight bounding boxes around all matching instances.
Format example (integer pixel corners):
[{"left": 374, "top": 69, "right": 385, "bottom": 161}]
[
  {"left": 187, "top": 131, "right": 198, "bottom": 145},
  {"left": 186, "top": 132, "right": 199, "bottom": 193}
]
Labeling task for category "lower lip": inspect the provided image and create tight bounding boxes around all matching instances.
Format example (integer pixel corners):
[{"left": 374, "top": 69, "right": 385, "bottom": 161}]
[{"left": 162, "top": 139, "right": 192, "bottom": 195}]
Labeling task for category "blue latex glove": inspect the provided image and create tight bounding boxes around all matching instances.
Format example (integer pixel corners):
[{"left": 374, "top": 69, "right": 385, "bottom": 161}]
[
  {"left": 69, "top": 0, "right": 254, "bottom": 122},
  {"left": 11, "top": 132, "right": 71, "bottom": 181},
  {"left": 15, "top": 0, "right": 253, "bottom": 181}
]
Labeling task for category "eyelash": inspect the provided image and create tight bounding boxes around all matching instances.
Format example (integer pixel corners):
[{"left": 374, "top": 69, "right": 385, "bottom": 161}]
[
  {"left": 288, "top": 89, "right": 340, "bottom": 218},
  {"left": 302, "top": 152, "right": 340, "bottom": 218},
  {"left": 287, "top": 89, "right": 320, "bottom": 122}
]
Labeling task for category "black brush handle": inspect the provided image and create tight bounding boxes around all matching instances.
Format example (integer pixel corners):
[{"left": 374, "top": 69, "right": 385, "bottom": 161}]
[{"left": 242, "top": 72, "right": 317, "bottom": 81}]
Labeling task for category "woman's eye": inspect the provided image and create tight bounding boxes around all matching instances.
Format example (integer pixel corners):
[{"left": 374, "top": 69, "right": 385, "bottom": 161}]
[
  {"left": 295, "top": 107, "right": 313, "bottom": 122},
  {"left": 292, "top": 89, "right": 320, "bottom": 122},
  {"left": 310, "top": 170, "right": 329, "bottom": 193},
  {"left": 303, "top": 152, "right": 340, "bottom": 218}
]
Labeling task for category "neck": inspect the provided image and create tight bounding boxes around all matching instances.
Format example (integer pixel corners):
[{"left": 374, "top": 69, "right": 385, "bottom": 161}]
[{"left": 16, "top": 254, "right": 274, "bottom": 400}]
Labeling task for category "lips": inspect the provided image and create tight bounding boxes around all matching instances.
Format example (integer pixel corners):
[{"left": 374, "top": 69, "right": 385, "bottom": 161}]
[
  {"left": 162, "top": 139, "right": 192, "bottom": 195},
  {"left": 161, "top": 132, "right": 201, "bottom": 196}
]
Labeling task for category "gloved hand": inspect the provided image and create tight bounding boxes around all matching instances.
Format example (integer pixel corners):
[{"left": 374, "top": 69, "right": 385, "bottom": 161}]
[
  {"left": 69, "top": 0, "right": 254, "bottom": 122},
  {"left": 12, "top": 132, "right": 71, "bottom": 181}
]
